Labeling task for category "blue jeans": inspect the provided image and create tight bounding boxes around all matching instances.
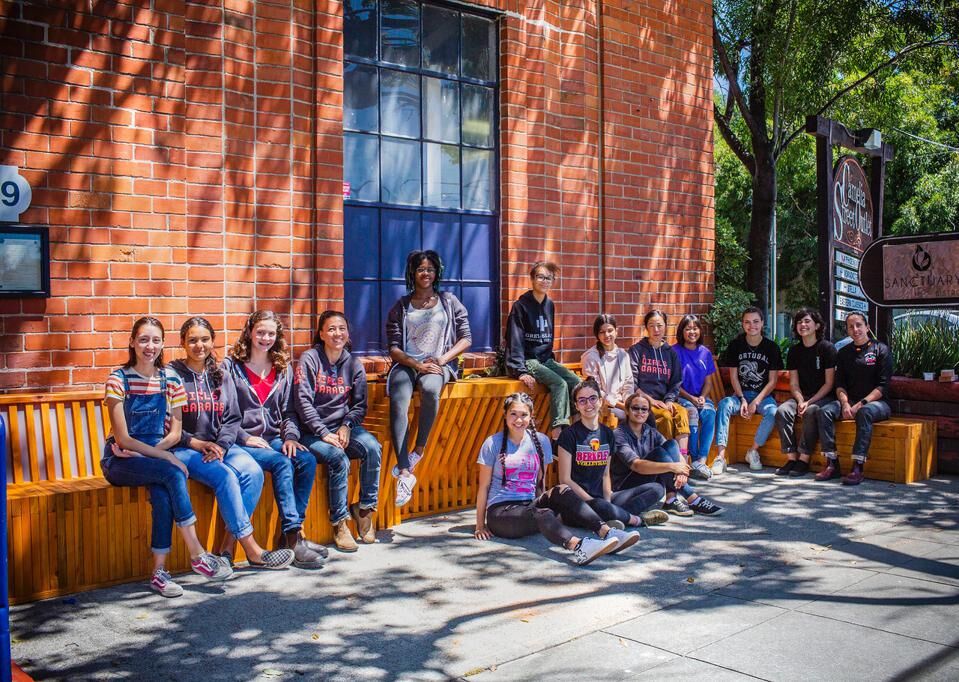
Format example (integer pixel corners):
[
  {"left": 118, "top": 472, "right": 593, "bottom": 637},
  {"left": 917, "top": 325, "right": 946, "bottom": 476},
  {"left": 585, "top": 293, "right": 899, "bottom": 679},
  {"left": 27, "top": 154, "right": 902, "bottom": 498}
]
[
  {"left": 644, "top": 440, "right": 695, "bottom": 498},
  {"left": 174, "top": 445, "right": 264, "bottom": 539},
  {"left": 716, "top": 391, "right": 778, "bottom": 448},
  {"left": 239, "top": 438, "right": 318, "bottom": 533},
  {"left": 101, "top": 444, "right": 197, "bottom": 554},
  {"left": 678, "top": 398, "right": 716, "bottom": 463},
  {"left": 303, "top": 426, "right": 381, "bottom": 524}
]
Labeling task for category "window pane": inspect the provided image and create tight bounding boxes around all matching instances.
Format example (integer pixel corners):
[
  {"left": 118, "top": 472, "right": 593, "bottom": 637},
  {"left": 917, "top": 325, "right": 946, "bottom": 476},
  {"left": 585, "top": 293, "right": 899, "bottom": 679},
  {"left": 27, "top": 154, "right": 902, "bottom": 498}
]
[
  {"left": 344, "top": 63, "right": 378, "bottom": 132},
  {"left": 422, "top": 5, "right": 459, "bottom": 75},
  {"left": 344, "top": 207, "right": 379, "bottom": 278},
  {"left": 423, "top": 76, "right": 459, "bottom": 143},
  {"left": 462, "top": 148, "right": 493, "bottom": 211},
  {"left": 424, "top": 143, "right": 460, "bottom": 209},
  {"left": 381, "top": 0, "right": 419, "bottom": 67},
  {"left": 344, "top": 133, "right": 379, "bottom": 202},
  {"left": 382, "top": 138, "right": 421, "bottom": 205},
  {"left": 345, "top": 0, "right": 377, "bottom": 60},
  {"left": 462, "top": 15, "right": 495, "bottom": 81},
  {"left": 462, "top": 84, "right": 493, "bottom": 147},
  {"left": 380, "top": 70, "right": 420, "bottom": 138}
]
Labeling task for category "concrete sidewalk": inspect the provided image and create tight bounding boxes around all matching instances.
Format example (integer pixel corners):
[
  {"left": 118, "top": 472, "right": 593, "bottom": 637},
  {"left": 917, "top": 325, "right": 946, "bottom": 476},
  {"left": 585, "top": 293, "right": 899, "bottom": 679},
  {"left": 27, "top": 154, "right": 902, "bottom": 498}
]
[{"left": 10, "top": 467, "right": 959, "bottom": 681}]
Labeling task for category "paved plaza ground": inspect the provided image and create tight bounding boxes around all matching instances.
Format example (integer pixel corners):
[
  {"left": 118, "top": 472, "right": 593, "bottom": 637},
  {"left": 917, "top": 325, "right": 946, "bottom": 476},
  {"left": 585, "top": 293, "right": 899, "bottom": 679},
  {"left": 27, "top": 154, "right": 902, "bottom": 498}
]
[{"left": 10, "top": 466, "right": 959, "bottom": 681}]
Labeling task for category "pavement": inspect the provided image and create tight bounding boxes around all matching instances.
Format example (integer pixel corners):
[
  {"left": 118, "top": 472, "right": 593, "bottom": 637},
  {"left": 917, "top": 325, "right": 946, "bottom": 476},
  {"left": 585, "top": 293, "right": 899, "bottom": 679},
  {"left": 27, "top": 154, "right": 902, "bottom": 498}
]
[{"left": 10, "top": 466, "right": 959, "bottom": 681}]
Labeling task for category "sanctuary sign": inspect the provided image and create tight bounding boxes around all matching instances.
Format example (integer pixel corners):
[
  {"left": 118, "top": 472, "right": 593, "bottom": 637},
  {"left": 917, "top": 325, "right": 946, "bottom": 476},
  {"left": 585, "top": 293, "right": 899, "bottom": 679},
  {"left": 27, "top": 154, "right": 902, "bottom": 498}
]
[{"left": 859, "top": 232, "right": 959, "bottom": 307}]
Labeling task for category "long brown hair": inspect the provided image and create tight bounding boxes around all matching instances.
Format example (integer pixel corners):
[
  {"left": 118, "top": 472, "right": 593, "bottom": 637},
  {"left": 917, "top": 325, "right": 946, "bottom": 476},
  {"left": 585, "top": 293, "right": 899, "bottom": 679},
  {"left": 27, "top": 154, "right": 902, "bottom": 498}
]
[
  {"left": 229, "top": 310, "right": 291, "bottom": 372},
  {"left": 125, "top": 317, "right": 165, "bottom": 369}
]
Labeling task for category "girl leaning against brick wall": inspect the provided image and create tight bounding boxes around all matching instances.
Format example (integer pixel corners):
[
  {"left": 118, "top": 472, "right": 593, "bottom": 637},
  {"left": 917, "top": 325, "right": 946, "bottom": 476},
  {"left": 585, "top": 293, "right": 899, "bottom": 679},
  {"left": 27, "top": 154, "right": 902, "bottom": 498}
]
[{"left": 101, "top": 316, "right": 232, "bottom": 597}]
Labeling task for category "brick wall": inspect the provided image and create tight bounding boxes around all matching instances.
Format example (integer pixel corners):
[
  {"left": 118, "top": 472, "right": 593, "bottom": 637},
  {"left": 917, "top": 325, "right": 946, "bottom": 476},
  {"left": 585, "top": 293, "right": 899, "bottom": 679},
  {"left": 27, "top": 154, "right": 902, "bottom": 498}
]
[{"left": 0, "top": 0, "right": 713, "bottom": 392}]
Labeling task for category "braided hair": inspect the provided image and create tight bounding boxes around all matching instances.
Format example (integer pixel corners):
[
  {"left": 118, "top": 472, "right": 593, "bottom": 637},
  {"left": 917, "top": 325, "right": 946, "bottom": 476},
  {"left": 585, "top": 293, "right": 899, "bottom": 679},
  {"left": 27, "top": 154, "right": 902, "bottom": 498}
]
[
  {"left": 497, "top": 393, "right": 547, "bottom": 489},
  {"left": 179, "top": 317, "right": 224, "bottom": 389}
]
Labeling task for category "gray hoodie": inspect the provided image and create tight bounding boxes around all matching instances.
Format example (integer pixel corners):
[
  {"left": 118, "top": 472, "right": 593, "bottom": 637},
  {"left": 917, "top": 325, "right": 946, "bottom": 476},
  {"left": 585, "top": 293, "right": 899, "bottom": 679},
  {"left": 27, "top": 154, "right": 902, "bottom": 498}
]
[
  {"left": 294, "top": 346, "right": 368, "bottom": 437},
  {"left": 223, "top": 357, "right": 301, "bottom": 444}
]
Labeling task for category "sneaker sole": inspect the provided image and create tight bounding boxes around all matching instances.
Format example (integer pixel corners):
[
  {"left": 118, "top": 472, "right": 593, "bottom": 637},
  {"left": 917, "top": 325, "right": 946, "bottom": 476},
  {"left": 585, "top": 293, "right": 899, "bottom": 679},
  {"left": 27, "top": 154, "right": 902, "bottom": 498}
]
[
  {"left": 293, "top": 558, "right": 325, "bottom": 570},
  {"left": 639, "top": 510, "right": 669, "bottom": 526},
  {"left": 578, "top": 538, "right": 619, "bottom": 566},
  {"left": 665, "top": 508, "right": 694, "bottom": 517},
  {"left": 608, "top": 533, "right": 640, "bottom": 554},
  {"left": 151, "top": 583, "right": 183, "bottom": 598}
]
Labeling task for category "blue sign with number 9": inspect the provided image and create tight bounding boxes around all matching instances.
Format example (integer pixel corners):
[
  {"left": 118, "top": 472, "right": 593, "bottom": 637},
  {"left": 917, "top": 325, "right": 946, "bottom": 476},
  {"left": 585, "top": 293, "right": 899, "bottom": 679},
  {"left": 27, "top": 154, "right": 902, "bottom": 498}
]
[{"left": 1, "top": 181, "right": 20, "bottom": 207}]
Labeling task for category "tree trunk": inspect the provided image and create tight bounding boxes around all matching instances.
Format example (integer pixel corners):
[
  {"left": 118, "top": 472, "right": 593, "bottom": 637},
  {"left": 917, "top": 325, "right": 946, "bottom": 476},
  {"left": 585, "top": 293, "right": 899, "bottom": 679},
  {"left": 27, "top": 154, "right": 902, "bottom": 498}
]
[{"left": 747, "top": 154, "right": 776, "bottom": 315}]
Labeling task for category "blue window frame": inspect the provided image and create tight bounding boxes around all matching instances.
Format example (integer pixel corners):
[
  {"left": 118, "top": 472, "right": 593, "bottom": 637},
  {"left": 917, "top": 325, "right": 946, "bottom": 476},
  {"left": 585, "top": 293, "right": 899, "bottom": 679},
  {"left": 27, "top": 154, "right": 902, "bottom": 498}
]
[{"left": 343, "top": 0, "right": 499, "bottom": 354}]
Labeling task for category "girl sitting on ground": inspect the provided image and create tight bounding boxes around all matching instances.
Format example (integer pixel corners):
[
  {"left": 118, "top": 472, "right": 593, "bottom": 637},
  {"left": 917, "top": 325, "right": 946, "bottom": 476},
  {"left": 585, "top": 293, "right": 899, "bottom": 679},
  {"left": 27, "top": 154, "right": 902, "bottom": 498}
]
[
  {"left": 505, "top": 261, "right": 581, "bottom": 440},
  {"left": 101, "top": 316, "right": 232, "bottom": 597},
  {"left": 672, "top": 314, "right": 717, "bottom": 480},
  {"left": 774, "top": 308, "right": 836, "bottom": 478},
  {"left": 815, "top": 312, "right": 892, "bottom": 486},
  {"left": 612, "top": 392, "right": 723, "bottom": 516},
  {"left": 581, "top": 314, "right": 634, "bottom": 422},
  {"left": 296, "top": 310, "right": 382, "bottom": 552},
  {"left": 385, "top": 250, "right": 472, "bottom": 507},
  {"left": 169, "top": 317, "right": 294, "bottom": 570},
  {"left": 628, "top": 310, "right": 691, "bottom": 461},
  {"left": 474, "top": 392, "right": 627, "bottom": 565},
  {"left": 225, "top": 310, "right": 326, "bottom": 569},
  {"left": 557, "top": 378, "right": 664, "bottom": 530}
]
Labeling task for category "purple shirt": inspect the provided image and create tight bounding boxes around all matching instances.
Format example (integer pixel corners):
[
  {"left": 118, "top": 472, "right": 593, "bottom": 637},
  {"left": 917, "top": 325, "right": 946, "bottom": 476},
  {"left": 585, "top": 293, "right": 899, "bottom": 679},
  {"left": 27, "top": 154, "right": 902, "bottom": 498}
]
[{"left": 672, "top": 344, "right": 715, "bottom": 396}]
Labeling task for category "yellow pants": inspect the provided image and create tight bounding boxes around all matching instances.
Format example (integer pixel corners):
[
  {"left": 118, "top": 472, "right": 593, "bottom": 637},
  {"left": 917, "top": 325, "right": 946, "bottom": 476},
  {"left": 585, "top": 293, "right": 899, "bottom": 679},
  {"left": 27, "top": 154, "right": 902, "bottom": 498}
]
[{"left": 651, "top": 404, "right": 690, "bottom": 439}]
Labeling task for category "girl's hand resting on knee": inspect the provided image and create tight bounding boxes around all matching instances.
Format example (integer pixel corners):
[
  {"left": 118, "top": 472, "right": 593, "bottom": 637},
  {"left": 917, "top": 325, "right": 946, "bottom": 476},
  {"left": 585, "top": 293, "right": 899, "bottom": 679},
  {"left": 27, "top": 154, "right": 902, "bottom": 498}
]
[
  {"left": 322, "top": 433, "right": 343, "bottom": 449},
  {"left": 111, "top": 442, "right": 139, "bottom": 459},
  {"left": 245, "top": 436, "right": 270, "bottom": 449},
  {"left": 283, "top": 439, "right": 307, "bottom": 458},
  {"left": 518, "top": 373, "right": 536, "bottom": 390}
]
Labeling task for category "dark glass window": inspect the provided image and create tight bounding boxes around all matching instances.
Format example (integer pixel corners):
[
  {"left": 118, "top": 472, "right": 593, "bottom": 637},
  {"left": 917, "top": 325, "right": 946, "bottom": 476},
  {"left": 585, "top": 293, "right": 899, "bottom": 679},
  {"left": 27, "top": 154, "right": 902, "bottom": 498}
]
[{"left": 343, "top": 1, "right": 499, "bottom": 353}]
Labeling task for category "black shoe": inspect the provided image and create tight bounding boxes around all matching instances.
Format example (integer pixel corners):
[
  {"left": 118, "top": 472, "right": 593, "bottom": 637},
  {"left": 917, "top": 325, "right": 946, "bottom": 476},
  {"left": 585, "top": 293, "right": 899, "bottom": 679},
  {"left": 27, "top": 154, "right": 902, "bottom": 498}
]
[
  {"left": 775, "top": 460, "right": 796, "bottom": 476},
  {"left": 788, "top": 461, "right": 810, "bottom": 477}
]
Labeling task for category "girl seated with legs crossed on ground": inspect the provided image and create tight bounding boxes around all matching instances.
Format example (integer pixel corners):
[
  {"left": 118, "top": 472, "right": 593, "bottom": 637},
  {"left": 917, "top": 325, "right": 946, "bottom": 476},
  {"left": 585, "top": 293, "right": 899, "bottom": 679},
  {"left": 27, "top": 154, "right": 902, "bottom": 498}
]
[
  {"left": 225, "top": 310, "right": 327, "bottom": 569},
  {"left": 386, "top": 250, "right": 472, "bottom": 507},
  {"left": 673, "top": 314, "right": 719, "bottom": 480},
  {"left": 556, "top": 378, "right": 657, "bottom": 537},
  {"left": 101, "top": 317, "right": 232, "bottom": 597},
  {"left": 714, "top": 306, "right": 783, "bottom": 474},
  {"left": 474, "top": 392, "right": 626, "bottom": 565},
  {"left": 628, "top": 310, "right": 692, "bottom": 466},
  {"left": 815, "top": 311, "right": 892, "bottom": 486},
  {"left": 506, "top": 261, "right": 581, "bottom": 441},
  {"left": 581, "top": 314, "right": 634, "bottom": 423},
  {"left": 295, "top": 310, "right": 382, "bottom": 552},
  {"left": 613, "top": 392, "right": 723, "bottom": 517},
  {"left": 774, "top": 307, "right": 836, "bottom": 478},
  {"left": 169, "top": 317, "right": 294, "bottom": 570}
]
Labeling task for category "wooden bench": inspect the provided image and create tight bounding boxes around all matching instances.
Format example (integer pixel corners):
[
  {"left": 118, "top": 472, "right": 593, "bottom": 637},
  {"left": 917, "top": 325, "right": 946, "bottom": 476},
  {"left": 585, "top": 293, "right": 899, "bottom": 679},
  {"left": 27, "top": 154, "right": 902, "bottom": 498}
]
[
  {"left": 705, "top": 373, "right": 938, "bottom": 483},
  {"left": 4, "top": 373, "right": 568, "bottom": 603}
]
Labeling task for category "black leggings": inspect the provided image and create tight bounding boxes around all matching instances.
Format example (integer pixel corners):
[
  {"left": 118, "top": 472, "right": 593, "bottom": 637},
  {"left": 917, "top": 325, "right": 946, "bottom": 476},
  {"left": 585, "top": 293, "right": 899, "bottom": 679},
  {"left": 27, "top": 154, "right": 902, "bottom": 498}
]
[
  {"left": 584, "top": 483, "right": 666, "bottom": 524},
  {"left": 485, "top": 484, "right": 604, "bottom": 548}
]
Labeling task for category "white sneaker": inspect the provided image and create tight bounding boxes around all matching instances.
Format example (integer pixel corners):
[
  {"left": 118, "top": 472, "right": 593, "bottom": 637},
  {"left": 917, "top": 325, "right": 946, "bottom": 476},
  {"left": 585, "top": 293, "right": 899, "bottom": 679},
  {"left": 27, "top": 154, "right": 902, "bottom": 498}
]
[
  {"left": 391, "top": 451, "right": 423, "bottom": 478},
  {"left": 395, "top": 473, "right": 416, "bottom": 507},
  {"left": 150, "top": 568, "right": 184, "bottom": 598},
  {"left": 571, "top": 536, "right": 618, "bottom": 565},
  {"left": 605, "top": 528, "right": 641, "bottom": 554},
  {"left": 745, "top": 448, "right": 763, "bottom": 471},
  {"left": 711, "top": 457, "right": 727, "bottom": 476}
]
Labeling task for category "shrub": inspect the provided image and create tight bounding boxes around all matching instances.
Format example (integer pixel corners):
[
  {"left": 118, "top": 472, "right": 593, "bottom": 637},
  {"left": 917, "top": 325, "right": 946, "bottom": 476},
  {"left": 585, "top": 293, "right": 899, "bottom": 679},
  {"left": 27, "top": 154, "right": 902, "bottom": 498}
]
[
  {"left": 705, "top": 284, "right": 756, "bottom": 352},
  {"left": 891, "top": 320, "right": 959, "bottom": 378}
]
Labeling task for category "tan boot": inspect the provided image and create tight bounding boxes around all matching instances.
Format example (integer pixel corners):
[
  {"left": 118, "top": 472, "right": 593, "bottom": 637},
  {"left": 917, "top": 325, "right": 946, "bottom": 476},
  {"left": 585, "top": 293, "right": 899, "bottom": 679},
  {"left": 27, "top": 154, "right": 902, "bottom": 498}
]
[
  {"left": 350, "top": 502, "right": 375, "bottom": 544},
  {"left": 333, "top": 519, "right": 358, "bottom": 552}
]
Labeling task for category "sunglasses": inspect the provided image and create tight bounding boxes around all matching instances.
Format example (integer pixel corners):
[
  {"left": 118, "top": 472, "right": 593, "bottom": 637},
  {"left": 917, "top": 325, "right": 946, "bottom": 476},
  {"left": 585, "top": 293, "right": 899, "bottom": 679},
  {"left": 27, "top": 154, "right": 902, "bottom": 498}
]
[{"left": 629, "top": 405, "right": 650, "bottom": 413}]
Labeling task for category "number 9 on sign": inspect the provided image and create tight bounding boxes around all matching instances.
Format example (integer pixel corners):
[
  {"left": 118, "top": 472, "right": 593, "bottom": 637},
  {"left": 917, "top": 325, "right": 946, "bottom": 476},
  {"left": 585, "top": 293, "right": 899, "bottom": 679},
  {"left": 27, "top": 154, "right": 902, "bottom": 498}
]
[{"left": 0, "top": 165, "right": 32, "bottom": 222}]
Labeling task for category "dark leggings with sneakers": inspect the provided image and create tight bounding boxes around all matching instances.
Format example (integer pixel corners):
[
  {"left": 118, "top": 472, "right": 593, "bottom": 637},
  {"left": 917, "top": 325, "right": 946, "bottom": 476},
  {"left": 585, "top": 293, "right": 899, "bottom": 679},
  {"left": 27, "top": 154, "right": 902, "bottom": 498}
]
[{"left": 486, "top": 484, "right": 603, "bottom": 547}]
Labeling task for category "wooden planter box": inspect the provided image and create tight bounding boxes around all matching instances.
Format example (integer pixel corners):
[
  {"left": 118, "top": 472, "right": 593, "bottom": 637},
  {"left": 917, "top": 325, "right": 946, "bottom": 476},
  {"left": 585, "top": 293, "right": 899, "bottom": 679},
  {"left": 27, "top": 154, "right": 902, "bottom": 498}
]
[{"left": 889, "top": 376, "right": 959, "bottom": 475}]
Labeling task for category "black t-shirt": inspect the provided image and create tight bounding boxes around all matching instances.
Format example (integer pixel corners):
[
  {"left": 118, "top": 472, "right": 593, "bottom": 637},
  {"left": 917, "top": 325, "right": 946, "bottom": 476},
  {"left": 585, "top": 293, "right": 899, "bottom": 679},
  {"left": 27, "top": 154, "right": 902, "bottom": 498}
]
[
  {"left": 836, "top": 339, "right": 893, "bottom": 404},
  {"left": 557, "top": 421, "right": 613, "bottom": 499},
  {"left": 721, "top": 335, "right": 783, "bottom": 394},
  {"left": 786, "top": 339, "right": 837, "bottom": 400}
]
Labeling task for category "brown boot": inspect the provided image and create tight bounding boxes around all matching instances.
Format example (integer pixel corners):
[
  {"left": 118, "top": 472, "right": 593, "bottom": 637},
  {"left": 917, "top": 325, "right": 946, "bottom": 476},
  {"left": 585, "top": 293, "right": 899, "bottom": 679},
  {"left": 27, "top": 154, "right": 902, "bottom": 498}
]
[
  {"left": 281, "top": 529, "right": 325, "bottom": 569},
  {"left": 333, "top": 519, "right": 358, "bottom": 552},
  {"left": 350, "top": 502, "right": 376, "bottom": 544},
  {"left": 815, "top": 458, "right": 841, "bottom": 481},
  {"left": 298, "top": 530, "right": 330, "bottom": 559},
  {"left": 841, "top": 463, "right": 865, "bottom": 486}
]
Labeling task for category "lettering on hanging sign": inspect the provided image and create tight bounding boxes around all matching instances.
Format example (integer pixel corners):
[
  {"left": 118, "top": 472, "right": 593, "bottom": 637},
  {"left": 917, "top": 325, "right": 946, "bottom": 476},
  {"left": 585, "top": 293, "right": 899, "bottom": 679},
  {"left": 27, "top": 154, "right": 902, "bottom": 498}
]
[
  {"left": 835, "top": 264, "right": 860, "bottom": 283},
  {"left": 835, "top": 280, "right": 864, "bottom": 298},
  {"left": 831, "top": 156, "right": 874, "bottom": 254},
  {"left": 834, "top": 294, "right": 869, "bottom": 312}
]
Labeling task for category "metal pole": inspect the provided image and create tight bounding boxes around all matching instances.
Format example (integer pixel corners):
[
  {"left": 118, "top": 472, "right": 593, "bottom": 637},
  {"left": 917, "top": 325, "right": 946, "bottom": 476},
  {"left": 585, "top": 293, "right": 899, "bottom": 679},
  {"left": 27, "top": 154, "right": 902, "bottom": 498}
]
[
  {"left": 770, "top": 210, "right": 777, "bottom": 338},
  {"left": 1, "top": 417, "right": 11, "bottom": 682}
]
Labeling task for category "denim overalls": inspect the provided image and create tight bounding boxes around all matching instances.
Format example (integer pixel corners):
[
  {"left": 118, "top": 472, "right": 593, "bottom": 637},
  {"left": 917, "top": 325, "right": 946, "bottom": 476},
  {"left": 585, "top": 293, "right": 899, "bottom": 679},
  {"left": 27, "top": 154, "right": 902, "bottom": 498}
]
[{"left": 101, "top": 368, "right": 197, "bottom": 554}]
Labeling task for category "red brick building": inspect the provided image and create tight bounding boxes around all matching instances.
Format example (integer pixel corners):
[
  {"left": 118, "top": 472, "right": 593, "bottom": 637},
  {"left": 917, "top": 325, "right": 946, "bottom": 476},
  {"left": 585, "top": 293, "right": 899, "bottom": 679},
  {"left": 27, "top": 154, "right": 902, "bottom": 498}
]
[{"left": 0, "top": 0, "right": 714, "bottom": 393}]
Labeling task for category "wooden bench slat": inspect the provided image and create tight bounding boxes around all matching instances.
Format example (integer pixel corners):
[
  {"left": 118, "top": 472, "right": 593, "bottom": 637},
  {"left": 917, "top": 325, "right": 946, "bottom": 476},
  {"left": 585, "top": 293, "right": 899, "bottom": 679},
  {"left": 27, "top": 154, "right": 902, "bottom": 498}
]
[
  {"left": 71, "top": 401, "right": 90, "bottom": 479},
  {"left": 40, "top": 402, "right": 56, "bottom": 481},
  {"left": 55, "top": 402, "right": 74, "bottom": 479},
  {"left": 25, "top": 404, "right": 40, "bottom": 482},
  {"left": 7, "top": 404, "right": 24, "bottom": 484}
]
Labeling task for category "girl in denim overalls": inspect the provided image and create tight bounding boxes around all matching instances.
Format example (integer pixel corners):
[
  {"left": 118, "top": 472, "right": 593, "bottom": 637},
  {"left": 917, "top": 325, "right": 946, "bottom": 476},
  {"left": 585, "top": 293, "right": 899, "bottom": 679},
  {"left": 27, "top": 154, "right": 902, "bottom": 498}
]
[{"left": 101, "top": 317, "right": 232, "bottom": 597}]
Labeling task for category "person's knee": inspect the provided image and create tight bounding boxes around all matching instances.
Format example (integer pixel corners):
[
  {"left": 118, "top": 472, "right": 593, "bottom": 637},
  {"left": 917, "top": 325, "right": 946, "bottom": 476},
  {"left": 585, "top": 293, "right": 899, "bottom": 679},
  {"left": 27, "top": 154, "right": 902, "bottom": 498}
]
[
  {"left": 294, "top": 451, "right": 317, "bottom": 476},
  {"left": 855, "top": 409, "right": 875, "bottom": 425}
]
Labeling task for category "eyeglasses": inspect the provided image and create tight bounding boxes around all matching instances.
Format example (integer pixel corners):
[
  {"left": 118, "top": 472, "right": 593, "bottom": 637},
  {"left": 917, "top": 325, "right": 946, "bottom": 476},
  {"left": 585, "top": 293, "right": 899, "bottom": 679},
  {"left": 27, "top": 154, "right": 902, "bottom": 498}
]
[
  {"left": 575, "top": 395, "right": 599, "bottom": 406},
  {"left": 629, "top": 405, "right": 650, "bottom": 413},
  {"left": 415, "top": 267, "right": 436, "bottom": 275},
  {"left": 534, "top": 274, "right": 554, "bottom": 282}
]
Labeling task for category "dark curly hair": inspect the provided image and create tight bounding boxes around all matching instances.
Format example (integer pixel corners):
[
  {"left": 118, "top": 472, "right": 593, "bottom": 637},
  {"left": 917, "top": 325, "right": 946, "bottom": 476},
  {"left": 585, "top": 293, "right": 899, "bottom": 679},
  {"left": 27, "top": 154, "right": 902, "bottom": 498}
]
[
  {"left": 405, "top": 250, "right": 444, "bottom": 293},
  {"left": 179, "top": 317, "right": 224, "bottom": 388},
  {"left": 791, "top": 307, "right": 825, "bottom": 341},
  {"left": 229, "top": 310, "right": 291, "bottom": 373}
]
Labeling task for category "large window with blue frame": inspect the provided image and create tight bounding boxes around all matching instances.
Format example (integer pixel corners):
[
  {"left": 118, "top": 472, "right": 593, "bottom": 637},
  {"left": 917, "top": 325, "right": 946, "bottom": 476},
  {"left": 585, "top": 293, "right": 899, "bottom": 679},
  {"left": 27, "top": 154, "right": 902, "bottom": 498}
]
[{"left": 343, "top": 0, "right": 499, "bottom": 354}]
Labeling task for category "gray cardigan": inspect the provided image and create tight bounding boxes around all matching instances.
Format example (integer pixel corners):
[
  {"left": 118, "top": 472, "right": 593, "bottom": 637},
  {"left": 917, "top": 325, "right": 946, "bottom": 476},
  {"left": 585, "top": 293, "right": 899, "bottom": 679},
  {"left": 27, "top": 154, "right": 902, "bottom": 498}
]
[{"left": 384, "top": 291, "right": 472, "bottom": 381}]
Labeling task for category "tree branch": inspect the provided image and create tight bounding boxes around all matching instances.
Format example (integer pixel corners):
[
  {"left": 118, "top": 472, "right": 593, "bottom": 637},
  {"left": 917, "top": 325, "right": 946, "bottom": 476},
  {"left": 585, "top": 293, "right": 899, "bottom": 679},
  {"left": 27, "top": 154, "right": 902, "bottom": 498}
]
[
  {"left": 714, "top": 102, "right": 756, "bottom": 175},
  {"left": 779, "top": 36, "right": 958, "bottom": 154},
  {"left": 713, "top": 19, "right": 766, "bottom": 144}
]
